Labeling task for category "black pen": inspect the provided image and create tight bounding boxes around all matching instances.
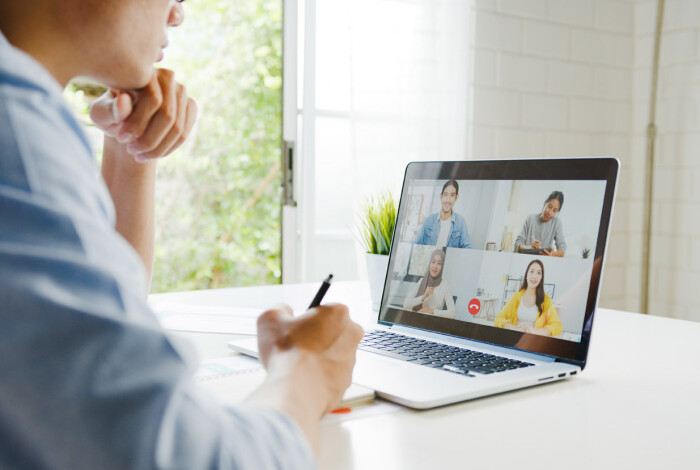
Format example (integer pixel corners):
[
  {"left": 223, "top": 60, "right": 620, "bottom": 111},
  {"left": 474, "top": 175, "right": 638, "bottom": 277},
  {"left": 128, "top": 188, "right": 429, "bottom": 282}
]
[{"left": 308, "top": 274, "right": 334, "bottom": 309}]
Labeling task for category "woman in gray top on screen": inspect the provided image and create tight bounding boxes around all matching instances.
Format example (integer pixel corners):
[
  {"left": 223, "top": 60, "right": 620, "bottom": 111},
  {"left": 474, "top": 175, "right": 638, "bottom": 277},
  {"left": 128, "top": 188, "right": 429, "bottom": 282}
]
[{"left": 514, "top": 191, "right": 567, "bottom": 257}]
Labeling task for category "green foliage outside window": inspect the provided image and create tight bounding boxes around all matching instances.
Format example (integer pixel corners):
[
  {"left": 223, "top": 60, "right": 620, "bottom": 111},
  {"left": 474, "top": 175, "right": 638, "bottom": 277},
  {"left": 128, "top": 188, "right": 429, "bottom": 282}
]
[
  {"left": 153, "top": 0, "right": 283, "bottom": 292},
  {"left": 65, "top": 0, "right": 283, "bottom": 292}
]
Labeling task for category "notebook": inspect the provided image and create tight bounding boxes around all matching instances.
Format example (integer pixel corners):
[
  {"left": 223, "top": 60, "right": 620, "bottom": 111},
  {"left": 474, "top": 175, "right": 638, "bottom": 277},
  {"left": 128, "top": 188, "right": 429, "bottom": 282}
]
[
  {"left": 195, "top": 355, "right": 375, "bottom": 409},
  {"left": 230, "top": 158, "right": 619, "bottom": 409}
]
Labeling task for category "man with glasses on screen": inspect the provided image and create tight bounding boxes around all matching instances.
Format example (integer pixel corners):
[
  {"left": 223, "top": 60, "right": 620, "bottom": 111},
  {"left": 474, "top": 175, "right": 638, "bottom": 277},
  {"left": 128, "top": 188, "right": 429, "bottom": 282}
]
[
  {"left": 414, "top": 179, "right": 472, "bottom": 249},
  {"left": 0, "top": 0, "right": 362, "bottom": 468}
]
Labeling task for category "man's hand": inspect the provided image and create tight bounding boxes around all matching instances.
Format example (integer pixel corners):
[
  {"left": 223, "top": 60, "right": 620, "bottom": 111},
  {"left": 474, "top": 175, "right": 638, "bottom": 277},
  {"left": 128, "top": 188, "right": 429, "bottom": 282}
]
[
  {"left": 256, "top": 303, "right": 363, "bottom": 412},
  {"left": 90, "top": 68, "right": 197, "bottom": 162},
  {"left": 249, "top": 303, "right": 363, "bottom": 452}
]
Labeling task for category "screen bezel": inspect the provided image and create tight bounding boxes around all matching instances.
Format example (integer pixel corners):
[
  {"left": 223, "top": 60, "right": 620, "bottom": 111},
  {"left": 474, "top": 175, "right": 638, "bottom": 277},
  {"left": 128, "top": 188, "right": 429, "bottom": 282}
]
[{"left": 377, "top": 158, "right": 619, "bottom": 368}]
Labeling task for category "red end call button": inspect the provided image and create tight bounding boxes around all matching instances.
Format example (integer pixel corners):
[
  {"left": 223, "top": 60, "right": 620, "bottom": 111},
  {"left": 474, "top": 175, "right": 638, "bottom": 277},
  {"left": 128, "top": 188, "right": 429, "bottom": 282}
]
[{"left": 468, "top": 298, "right": 481, "bottom": 316}]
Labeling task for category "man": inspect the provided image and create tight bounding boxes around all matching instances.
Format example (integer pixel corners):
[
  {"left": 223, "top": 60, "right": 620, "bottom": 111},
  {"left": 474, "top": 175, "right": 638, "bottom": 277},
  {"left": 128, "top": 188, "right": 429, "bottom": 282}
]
[
  {"left": 0, "top": 1, "right": 363, "bottom": 468},
  {"left": 413, "top": 180, "right": 472, "bottom": 248}
]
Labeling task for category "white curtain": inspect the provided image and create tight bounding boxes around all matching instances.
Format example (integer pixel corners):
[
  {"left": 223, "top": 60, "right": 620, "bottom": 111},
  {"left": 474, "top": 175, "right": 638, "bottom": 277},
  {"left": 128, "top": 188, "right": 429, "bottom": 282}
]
[{"left": 297, "top": 0, "right": 471, "bottom": 282}]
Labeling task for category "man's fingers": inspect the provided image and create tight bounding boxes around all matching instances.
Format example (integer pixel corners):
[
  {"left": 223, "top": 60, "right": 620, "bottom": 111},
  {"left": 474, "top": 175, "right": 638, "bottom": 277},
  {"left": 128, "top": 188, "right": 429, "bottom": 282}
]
[
  {"left": 126, "top": 75, "right": 196, "bottom": 160},
  {"left": 257, "top": 304, "right": 296, "bottom": 366},
  {"left": 161, "top": 94, "right": 197, "bottom": 156},
  {"left": 117, "top": 73, "right": 164, "bottom": 142},
  {"left": 258, "top": 304, "right": 294, "bottom": 322},
  {"left": 113, "top": 92, "right": 133, "bottom": 122},
  {"left": 90, "top": 90, "right": 129, "bottom": 135},
  {"left": 127, "top": 70, "right": 177, "bottom": 152},
  {"left": 135, "top": 94, "right": 196, "bottom": 160},
  {"left": 92, "top": 69, "right": 195, "bottom": 162},
  {"left": 89, "top": 92, "right": 113, "bottom": 126},
  {"left": 257, "top": 304, "right": 295, "bottom": 333}
]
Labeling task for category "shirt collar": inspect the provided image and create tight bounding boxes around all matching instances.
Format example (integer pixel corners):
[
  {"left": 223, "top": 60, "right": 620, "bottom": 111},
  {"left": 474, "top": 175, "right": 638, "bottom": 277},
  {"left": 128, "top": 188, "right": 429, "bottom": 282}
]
[
  {"left": 439, "top": 212, "right": 455, "bottom": 223},
  {"left": 0, "top": 27, "right": 65, "bottom": 95}
]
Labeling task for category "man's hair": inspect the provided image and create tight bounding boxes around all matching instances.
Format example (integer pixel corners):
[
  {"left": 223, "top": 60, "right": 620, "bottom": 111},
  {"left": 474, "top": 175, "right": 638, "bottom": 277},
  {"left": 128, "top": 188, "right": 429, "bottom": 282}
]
[{"left": 441, "top": 180, "right": 459, "bottom": 195}]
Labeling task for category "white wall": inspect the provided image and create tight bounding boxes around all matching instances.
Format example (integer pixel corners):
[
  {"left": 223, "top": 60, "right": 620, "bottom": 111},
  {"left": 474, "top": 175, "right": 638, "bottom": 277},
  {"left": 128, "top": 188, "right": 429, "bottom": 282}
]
[
  {"left": 633, "top": 0, "right": 700, "bottom": 321},
  {"left": 302, "top": 0, "right": 472, "bottom": 284},
  {"left": 468, "top": 0, "right": 700, "bottom": 322},
  {"left": 306, "top": 0, "right": 700, "bottom": 322},
  {"left": 468, "top": 0, "right": 636, "bottom": 313}
]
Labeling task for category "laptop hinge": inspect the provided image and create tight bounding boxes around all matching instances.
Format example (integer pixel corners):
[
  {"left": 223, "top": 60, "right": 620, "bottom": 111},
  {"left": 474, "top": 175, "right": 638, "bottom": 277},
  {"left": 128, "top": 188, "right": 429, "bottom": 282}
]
[{"left": 556, "top": 357, "right": 585, "bottom": 369}]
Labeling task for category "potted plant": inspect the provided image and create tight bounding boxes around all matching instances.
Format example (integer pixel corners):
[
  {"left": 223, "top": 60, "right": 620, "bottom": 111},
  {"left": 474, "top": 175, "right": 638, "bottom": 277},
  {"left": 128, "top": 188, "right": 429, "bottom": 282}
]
[{"left": 357, "top": 191, "right": 397, "bottom": 310}]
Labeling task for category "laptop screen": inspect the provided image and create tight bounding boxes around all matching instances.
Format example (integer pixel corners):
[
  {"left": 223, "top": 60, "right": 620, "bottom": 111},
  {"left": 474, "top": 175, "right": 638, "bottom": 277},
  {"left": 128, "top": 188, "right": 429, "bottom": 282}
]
[{"left": 379, "top": 158, "right": 619, "bottom": 366}]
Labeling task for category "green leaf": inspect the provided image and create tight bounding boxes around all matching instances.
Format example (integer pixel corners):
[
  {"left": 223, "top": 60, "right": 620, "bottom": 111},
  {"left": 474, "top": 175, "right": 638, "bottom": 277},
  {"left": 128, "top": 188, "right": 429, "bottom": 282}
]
[{"left": 357, "top": 191, "right": 397, "bottom": 255}]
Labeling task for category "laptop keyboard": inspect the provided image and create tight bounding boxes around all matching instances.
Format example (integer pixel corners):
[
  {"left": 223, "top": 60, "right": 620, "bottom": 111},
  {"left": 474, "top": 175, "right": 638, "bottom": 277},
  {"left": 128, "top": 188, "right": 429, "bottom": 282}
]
[{"left": 359, "top": 330, "right": 534, "bottom": 377}]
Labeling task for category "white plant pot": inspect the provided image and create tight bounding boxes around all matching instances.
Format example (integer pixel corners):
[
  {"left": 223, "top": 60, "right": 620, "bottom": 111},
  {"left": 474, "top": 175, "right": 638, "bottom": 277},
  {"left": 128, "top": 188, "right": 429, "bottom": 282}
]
[{"left": 365, "top": 253, "right": 390, "bottom": 311}]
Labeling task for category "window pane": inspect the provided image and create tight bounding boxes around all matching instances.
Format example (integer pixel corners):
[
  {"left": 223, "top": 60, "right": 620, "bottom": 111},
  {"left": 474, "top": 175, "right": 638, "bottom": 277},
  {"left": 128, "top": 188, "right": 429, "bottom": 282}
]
[
  {"left": 153, "top": 0, "right": 284, "bottom": 291},
  {"left": 315, "top": 0, "right": 351, "bottom": 111},
  {"left": 300, "top": 0, "right": 471, "bottom": 283},
  {"left": 314, "top": 116, "right": 353, "bottom": 232}
]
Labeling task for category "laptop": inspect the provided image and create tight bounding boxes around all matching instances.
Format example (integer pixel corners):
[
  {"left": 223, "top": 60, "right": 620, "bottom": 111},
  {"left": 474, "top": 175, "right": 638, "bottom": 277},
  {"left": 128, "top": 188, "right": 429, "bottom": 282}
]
[{"left": 230, "top": 158, "right": 619, "bottom": 409}]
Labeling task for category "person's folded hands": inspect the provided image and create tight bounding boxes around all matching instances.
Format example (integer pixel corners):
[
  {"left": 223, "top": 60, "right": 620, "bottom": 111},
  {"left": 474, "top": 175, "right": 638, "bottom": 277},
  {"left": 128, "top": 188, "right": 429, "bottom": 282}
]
[{"left": 89, "top": 68, "right": 197, "bottom": 162}]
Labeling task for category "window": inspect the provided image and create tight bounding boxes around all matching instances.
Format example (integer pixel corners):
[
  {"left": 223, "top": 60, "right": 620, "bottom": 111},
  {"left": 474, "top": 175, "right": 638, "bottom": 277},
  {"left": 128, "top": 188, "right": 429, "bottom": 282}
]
[
  {"left": 291, "top": 0, "right": 471, "bottom": 282},
  {"left": 65, "top": 0, "right": 284, "bottom": 292}
]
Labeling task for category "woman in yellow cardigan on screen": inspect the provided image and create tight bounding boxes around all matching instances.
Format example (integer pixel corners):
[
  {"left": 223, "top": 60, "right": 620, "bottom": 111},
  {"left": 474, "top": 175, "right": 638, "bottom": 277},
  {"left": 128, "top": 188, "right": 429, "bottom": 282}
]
[{"left": 495, "top": 259, "right": 562, "bottom": 336}]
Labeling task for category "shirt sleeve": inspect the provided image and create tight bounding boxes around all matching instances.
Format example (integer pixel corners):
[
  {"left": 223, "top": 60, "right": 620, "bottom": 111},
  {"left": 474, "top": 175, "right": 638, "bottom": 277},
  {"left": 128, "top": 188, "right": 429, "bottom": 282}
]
[
  {"left": 513, "top": 216, "right": 531, "bottom": 252},
  {"left": 554, "top": 218, "right": 567, "bottom": 252},
  {"left": 403, "top": 279, "right": 423, "bottom": 309},
  {"left": 495, "top": 293, "right": 520, "bottom": 328},
  {"left": 413, "top": 221, "right": 427, "bottom": 244},
  {"left": 0, "top": 244, "right": 316, "bottom": 470},
  {"left": 457, "top": 217, "right": 472, "bottom": 249},
  {"left": 433, "top": 281, "right": 456, "bottom": 319},
  {"left": 0, "top": 61, "right": 315, "bottom": 468},
  {"left": 544, "top": 307, "right": 563, "bottom": 336}
]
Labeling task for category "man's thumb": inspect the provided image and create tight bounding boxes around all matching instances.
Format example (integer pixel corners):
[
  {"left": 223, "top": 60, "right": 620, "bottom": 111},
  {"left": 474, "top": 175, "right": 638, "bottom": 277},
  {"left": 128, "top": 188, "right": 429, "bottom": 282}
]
[
  {"left": 89, "top": 90, "right": 132, "bottom": 128},
  {"left": 111, "top": 92, "right": 133, "bottom": 122}
]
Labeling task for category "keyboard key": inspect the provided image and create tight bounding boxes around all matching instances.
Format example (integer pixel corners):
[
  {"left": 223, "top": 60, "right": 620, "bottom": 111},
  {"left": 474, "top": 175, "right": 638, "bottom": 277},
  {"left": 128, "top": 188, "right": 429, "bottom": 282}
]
[{"left": 361, "top": 330, "right": 533, "bottom": 376}]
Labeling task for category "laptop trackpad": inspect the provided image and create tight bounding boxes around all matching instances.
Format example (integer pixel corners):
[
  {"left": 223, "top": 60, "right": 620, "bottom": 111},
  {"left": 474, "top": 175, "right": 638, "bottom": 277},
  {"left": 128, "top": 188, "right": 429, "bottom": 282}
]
[{"left": 352, "top": 350, "right": 491, "bottom": 406}]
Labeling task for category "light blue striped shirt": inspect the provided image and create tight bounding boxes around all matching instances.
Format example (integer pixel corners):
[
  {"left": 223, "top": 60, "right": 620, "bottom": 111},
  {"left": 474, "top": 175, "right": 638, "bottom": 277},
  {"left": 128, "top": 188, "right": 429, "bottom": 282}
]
[{"left": 0, "top": 30, "right": 314, "bottom": 469}]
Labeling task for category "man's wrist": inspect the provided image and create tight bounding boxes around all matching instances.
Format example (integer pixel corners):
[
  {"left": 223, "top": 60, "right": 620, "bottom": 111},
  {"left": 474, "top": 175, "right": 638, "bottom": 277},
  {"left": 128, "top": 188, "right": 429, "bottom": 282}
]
[
  {"left": 246, "top": 349, "right": 335, "bottom": 452},
  {"left": 251, "top": 348, "right": 335, "bottom": 413},
  {"left": 103, "top": 136, "right": 157, "bottom": 178}
]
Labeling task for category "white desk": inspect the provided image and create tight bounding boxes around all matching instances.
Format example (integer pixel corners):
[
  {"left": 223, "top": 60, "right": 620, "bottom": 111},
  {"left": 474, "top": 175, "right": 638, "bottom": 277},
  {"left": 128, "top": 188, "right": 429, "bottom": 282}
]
[{"left": 150, "top": 281, "right": 700, "bottom": 470}]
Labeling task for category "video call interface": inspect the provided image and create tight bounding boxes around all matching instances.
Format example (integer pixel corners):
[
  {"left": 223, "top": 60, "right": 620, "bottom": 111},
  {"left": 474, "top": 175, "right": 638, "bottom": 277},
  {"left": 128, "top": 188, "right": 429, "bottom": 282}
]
[{"left": 382, "top": 177, "right": 607, "bottom": 344}]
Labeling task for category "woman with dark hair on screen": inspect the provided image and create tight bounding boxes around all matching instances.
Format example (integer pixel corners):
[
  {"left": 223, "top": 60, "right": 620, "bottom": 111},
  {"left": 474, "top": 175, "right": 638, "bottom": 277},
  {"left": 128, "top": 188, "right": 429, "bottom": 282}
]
[
  {"left": 494, "top": 259, "right": 562, "bottom": 336},
  {"left": 514, "top": 191, "right": 567, "bottom": 257},
  {"left": 403, "top": 249, "right": 456, "bottom": 319}
]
